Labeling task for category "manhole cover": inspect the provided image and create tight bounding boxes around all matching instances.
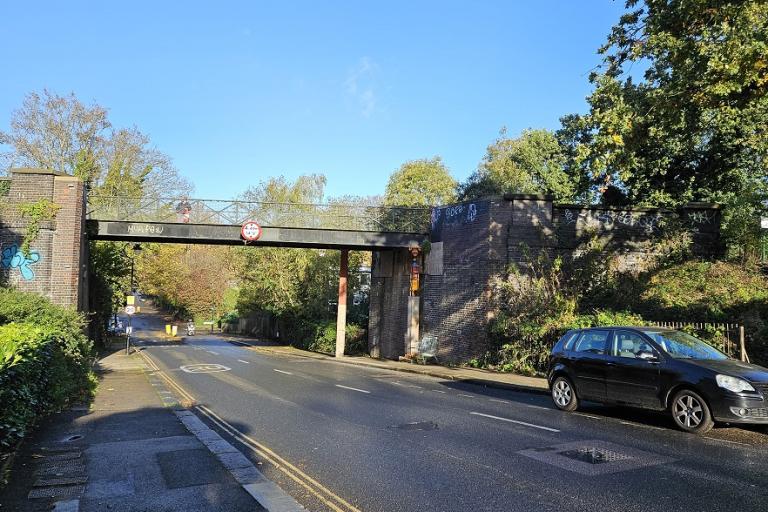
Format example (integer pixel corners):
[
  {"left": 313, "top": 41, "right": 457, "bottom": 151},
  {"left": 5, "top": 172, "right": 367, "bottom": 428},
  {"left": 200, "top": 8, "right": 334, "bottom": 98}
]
[
  {"left": 559, "top": 447, "right": 633, "bottom": 464},
  {"left": 391, "top": 421, "right": 438, "bottom": 431}
]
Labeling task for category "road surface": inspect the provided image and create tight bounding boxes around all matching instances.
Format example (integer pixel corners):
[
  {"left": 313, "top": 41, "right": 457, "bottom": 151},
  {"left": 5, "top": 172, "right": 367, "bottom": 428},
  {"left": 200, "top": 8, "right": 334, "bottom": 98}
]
[{"left": 130, "top": 313, "right": 768, "bottom": 512}]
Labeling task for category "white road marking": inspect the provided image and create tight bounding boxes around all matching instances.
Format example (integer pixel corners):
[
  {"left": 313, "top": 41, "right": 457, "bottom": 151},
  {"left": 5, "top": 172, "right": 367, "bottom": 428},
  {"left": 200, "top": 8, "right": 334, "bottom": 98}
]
[
  {"left": 574, "top": 413, "right": 602, "bottom": 420},
  {"left": 457, "top": 394, "right": 475, "bottom": 398},
  {"left": 619, "top": 421, "right": 666, "bottom": 431},
  {"left": 526, "top": 404, "right": 550, "bottom": 410},
  {"left": 238, "top": 359, "right": 250, "bottom": 364},
  {"left": 207, "top": 351, "right": 219, "bottom": 355},
  {"left": 335, "top": 384, "right": 370, "bottom": 394},
  {"left": 180, "top": 363, "right": 231, "bottom": 374},
  {"left": 703, "top": 436, "right": 751, "bottom": 447},
  {"left": 470, "top": 412, "right": 560, "bottom": 432},
  {"left": 432, "top": 390, "right": 447, "bottom": 394},
  {"left": 273, "top": 369, "right": 293, "bottom": 375},
  {"left": 489, "top": 398, "right": 510, "bottom": 404}
]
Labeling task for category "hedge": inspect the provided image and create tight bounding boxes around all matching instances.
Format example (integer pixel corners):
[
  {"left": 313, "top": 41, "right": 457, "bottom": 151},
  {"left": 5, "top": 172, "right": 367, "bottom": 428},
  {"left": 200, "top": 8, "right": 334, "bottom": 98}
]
[
  {"left": 281, "top": 315, "right": 367, "bottom": 355},
  {"left": 0, "top": 288, "right": 94, "bottom": 451},
  {"left": 0, "top": 324, "right": 74, "bottom": 448}
]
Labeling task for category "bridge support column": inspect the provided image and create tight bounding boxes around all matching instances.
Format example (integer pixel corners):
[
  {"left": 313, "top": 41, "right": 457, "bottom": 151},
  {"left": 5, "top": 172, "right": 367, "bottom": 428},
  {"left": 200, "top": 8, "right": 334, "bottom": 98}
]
[{"left": 335, "top": 249, "right": 349, "bottom": 358}]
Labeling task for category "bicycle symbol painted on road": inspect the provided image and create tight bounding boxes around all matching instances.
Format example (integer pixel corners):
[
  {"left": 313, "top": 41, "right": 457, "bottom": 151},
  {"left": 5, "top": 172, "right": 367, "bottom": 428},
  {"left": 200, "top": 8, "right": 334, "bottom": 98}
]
[{"left": 180, "top": 363, "right": 231, "bottom": 374}]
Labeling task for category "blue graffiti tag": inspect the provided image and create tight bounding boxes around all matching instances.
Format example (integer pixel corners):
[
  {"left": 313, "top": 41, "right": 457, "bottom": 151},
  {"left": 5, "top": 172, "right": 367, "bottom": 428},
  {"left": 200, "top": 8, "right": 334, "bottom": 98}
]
[{"left": 1, "top": 244, "right": 41, "bottom": 281}]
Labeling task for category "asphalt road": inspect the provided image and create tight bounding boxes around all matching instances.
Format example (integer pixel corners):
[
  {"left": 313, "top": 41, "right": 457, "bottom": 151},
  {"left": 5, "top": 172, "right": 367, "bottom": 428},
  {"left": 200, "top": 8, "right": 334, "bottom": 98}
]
[{"left": 130, "top": 314, "right": 768, "bottom": 512}]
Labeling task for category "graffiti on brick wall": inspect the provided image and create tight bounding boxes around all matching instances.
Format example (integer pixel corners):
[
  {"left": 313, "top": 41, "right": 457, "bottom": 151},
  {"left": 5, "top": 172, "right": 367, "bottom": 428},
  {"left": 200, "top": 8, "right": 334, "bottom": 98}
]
[
  {"left": 562, "top": 209, "right": 664, "bottom": 234},
  {"left": 432, "top": 203, "right": 478, "bottom": 228},
  {"left": 1, "top": 243, "right": 41, "bottom": 281},
  {"left": 431, "top": 202, "right": 485, "bottom": 242},
  {"left": 688, "top": 210, "right": 715, "bottom": 226}
]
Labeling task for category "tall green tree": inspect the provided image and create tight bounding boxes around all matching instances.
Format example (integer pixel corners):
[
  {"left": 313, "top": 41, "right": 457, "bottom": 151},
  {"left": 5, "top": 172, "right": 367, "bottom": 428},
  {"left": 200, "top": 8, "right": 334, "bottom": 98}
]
[
  {"left": 563, "top": 0, "right": 768, "bottom": 205},
  {"left": 234, "top": 174, "right": 362, "bottom": 319},
  {"left": 384, "top": 157, "right": 457, "bottom": 206},
  {"left": 0, "top": 90, "right": 109, "bottom": 179},
  {"left": 560, "top": 0, "right": 768, "bottom": 255},
  {"left": 0, "top": 90, "right": 190, "bottom": 197},
  {"left": 459, "top": 128, "right": 580, "bottom": 201}
]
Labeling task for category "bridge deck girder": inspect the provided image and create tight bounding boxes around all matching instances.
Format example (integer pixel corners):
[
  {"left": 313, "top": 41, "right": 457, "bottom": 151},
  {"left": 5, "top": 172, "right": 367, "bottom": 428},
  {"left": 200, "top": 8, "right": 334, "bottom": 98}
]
[{"left": 87, "top": 220, "right": 426, "bottom": 250}]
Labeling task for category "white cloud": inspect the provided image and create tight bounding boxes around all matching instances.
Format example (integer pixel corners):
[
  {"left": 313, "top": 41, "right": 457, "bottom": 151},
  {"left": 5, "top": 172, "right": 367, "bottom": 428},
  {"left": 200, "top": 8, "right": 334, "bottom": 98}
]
[{"left": 344, "top": 57, "right": 379, "bottom": 117}]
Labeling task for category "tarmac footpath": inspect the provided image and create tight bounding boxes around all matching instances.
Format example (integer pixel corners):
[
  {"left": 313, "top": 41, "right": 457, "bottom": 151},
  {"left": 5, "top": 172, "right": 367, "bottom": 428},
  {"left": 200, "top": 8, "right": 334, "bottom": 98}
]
[{"left": 0, "top": 345, "right": 302, "bottom": 512}]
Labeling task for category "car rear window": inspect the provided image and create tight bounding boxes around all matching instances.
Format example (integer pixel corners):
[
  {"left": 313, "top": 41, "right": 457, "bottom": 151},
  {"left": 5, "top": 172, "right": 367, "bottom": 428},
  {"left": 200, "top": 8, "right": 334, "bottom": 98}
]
[
  {"left": 562, "top": 331, "right": 579, "bottom": 351},
  {"left": 571, "top": 330, "right": 609, "bottom": 355}
]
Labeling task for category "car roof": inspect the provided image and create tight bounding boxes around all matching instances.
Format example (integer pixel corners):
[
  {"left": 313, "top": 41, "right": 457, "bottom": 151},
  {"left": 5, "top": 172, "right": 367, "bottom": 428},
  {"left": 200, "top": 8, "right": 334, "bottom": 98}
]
[{"left": 576, "top": 326, "right": 675, "bottom": 333}]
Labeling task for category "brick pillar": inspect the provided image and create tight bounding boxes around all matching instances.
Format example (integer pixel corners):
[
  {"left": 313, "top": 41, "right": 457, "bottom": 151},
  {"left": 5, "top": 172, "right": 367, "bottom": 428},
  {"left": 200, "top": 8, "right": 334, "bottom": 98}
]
[
  {"left": 0, "top": 169, "right": 86, "bottom": 309},
  {"left": 51, "top": 175, "right": 86, "bottom": 308}
]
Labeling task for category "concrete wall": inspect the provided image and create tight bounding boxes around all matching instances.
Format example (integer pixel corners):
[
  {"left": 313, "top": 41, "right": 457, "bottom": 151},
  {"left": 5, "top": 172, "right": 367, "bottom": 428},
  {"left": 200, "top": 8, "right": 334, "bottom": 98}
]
[
  {"left": 0, "top": 168, "right": 87, "bottom": 310},
  {"left": 368, "top": 195, "right": 721, "bottom": 363}
]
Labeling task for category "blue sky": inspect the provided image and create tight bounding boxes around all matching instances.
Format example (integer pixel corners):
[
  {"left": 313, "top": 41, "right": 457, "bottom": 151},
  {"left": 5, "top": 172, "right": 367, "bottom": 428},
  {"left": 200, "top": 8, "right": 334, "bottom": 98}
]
[{"left": 0, "top": 1, "right": 626, "bottom": 200}]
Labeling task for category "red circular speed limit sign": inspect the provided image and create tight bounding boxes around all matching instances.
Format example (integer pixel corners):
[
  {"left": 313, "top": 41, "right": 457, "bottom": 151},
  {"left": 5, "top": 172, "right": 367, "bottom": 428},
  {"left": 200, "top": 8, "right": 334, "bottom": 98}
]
[{"left": 241, "top": 220, "right": 262, "bottom": 242}]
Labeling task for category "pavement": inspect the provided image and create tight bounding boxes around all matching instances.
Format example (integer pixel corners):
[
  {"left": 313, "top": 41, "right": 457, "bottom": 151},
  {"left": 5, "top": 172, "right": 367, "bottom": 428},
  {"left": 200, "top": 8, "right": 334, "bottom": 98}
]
[{"left": 0, "top": 339, "right": 302, "bottom": 512}]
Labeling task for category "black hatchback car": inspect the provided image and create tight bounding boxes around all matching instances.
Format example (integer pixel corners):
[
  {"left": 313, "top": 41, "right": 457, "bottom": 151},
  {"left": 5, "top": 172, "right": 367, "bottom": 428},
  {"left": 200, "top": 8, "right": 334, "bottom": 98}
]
[{"left": 547, "top": 327, "right": 768, "bottom": 434}]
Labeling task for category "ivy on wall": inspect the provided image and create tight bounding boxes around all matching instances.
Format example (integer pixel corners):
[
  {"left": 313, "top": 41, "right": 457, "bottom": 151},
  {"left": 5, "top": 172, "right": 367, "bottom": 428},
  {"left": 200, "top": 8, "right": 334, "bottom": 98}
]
[{"left": 17, "top": 199, "right": 61, "bottom": 257}]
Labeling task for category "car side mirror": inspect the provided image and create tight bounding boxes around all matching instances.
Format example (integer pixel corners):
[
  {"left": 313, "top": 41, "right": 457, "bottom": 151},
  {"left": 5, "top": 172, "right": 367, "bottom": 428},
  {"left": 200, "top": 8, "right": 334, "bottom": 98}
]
[{"left": 637, "top": 351, "right": 659, "bottom": 362}]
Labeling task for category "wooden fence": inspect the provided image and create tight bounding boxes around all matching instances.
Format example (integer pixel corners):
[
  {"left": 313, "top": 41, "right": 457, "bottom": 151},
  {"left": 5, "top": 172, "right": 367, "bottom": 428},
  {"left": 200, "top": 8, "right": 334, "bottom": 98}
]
[{"left": 647, "top": 321, "right": 748, "bottom": 362}]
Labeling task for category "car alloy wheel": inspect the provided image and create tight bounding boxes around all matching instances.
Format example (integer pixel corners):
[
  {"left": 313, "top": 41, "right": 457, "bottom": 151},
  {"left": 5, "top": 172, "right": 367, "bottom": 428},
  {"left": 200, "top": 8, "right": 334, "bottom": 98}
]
[
  {"left": 671, "top": 389, "right": 714, "bottom": 434},
  {"left": 552, "top": 377, "right": 578, "bottom": 411}
]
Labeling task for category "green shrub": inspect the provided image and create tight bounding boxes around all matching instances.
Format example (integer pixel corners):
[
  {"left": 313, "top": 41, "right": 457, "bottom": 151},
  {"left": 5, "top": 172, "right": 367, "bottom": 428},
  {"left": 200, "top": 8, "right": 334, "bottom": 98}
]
[
  {"left": 636, "top": 261, "right": 768, "bottom": 364},
  {"left": 0, "top": 289, "right": 94, "bottom": 451},
  {"left": 0, "top": 288, "right": 91, "bottom": 367},
  {"left": 280, "top": 315, "right": 367, "bottom": 355},
  {"left": 486, "top": 308, "right": 646, "bottom": 376},
  {"left": 0, "top": 323, "right": 84, "bottom": 449}
]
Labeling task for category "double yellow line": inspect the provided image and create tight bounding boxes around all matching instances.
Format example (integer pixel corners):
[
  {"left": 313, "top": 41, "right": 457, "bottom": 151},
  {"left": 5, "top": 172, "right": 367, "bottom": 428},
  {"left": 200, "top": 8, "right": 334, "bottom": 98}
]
[{"left": 138, "top": 349, "right": 361, "bottom": 512}]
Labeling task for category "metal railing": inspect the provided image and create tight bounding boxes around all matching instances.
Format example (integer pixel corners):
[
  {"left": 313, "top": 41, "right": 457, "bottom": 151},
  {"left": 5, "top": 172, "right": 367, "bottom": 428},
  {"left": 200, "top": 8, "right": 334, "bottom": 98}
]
[
  {"left": 647, "top": 321, "right": 748, "bottom": 361},
  {"left": 86, "top": 195, "right": 431, "bottom": 234}
]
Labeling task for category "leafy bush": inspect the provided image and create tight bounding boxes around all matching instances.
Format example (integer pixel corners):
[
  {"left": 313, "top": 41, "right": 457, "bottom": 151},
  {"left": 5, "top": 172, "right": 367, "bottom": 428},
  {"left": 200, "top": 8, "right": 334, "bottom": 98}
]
[
  {"left": 281, "top": 316, "right": 367, "bottom": 355},
  {"left": 485, "top": 246, "right": 768, "bottom": 375},
  {"left": 484, "top": 308, "right": 645, "bottom": 376},
  {"left": 636, "top": 261, "right": 768, "bottom": 364},
  {"left": 0, "top": 323, "right": 85, "bottom": 449},
  {"left": 0, "top": 288, "right": 92, "bottom": 375},
  {"left": 0, "top": 289, "right": 94, "bottom": 451}
]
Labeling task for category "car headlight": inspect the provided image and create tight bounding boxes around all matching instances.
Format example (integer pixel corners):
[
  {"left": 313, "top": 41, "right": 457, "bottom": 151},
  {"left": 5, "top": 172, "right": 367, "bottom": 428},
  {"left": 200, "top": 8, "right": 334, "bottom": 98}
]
[{"left": 716, "top": 374, "right": 755, "bottom": 393}]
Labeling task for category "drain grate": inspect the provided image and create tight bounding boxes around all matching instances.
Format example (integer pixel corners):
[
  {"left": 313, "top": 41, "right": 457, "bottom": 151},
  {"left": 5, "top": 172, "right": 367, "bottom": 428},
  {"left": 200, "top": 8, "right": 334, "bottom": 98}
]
[
  {"left": 39, "top": 451, "right": 82, "bottom": 462},
  {"left": 518, "top": 440, "right": 675, "bottom": 476},
  {"left": 35, "top": 460, "right": 86, "bottom": 476},
  {"left": 559, "top": 447, "right": 633, "bottom": 465},
  {"left": 33, "top": 476, "right": 88, "bottom": 487},
  {"left": 28, "top": 485, "right": 85, "bottom": 499}
]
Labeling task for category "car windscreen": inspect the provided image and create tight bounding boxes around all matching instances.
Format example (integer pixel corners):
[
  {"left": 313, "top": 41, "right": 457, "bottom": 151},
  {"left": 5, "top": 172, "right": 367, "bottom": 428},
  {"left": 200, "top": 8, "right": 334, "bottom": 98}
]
[{"left": 642, "top": 330, "right": 728, "bottom": 360}]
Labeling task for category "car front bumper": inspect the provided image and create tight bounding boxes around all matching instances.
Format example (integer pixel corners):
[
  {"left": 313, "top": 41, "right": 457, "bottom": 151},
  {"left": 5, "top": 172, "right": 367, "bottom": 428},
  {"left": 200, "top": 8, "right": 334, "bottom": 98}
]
[{"left": 711, "top": 393, "right": 768, "bottom": 424}]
